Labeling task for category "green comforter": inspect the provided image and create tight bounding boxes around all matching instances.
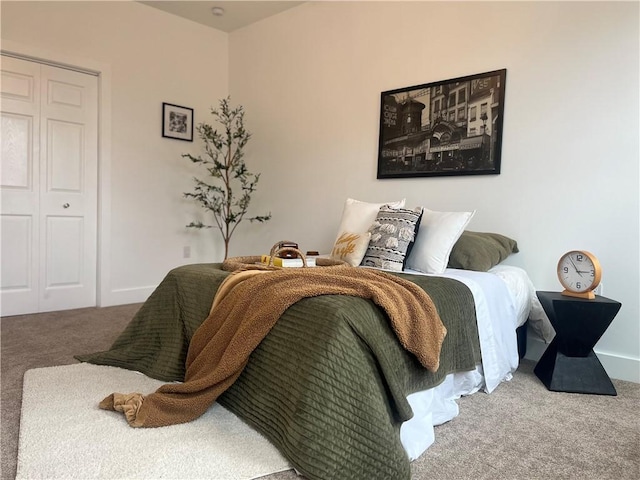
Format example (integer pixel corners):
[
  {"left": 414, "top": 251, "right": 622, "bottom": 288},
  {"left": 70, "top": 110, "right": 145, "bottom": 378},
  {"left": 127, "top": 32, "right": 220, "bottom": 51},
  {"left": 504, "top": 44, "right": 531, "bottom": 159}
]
[{"left": 77, "top": 263, "right": 481, "bottom": 480}]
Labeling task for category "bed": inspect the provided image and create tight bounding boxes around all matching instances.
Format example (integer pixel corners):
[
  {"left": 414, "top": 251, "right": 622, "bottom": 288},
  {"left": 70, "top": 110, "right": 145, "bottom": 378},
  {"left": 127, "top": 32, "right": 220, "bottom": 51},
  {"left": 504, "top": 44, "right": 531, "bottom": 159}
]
[{"left": 77, "top": 200, "right": 552, "bottom": 480}]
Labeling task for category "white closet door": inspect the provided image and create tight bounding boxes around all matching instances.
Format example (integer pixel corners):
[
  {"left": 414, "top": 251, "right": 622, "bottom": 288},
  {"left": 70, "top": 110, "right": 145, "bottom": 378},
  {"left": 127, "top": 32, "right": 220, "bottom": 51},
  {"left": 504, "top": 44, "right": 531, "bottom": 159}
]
[
  {"left": 1, "top": 55, "right": 98, "bottom": 316},
  {"left": 1, "top": 57, "right": 41, "bottom": 315}
]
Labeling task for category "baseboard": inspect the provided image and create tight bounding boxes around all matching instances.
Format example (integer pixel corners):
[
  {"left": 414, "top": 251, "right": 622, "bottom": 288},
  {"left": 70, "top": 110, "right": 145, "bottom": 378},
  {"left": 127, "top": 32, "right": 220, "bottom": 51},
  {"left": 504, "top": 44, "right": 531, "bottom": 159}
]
[
  {"left": 525, "top": 334, "right": 640, "bottom": 384},
  {"left": 100, "top": 285, "right": 155, "bottom": 307},
  {"left": 594, "top": 351, "right": 640, "bottom": 384}
]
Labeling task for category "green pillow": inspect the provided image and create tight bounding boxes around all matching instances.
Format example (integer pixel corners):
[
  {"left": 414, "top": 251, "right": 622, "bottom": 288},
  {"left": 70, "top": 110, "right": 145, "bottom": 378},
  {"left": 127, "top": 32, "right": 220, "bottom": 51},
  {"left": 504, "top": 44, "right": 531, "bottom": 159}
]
[{"left": 448, "top": 231, "right": 519, "bottom": 271}]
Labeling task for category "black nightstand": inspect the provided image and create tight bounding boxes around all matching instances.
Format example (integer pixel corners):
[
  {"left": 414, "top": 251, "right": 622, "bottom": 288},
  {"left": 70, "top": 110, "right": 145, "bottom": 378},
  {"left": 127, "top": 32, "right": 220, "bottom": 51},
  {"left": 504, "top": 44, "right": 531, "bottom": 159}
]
[{"left": 534, "top": 291, "right": 621, "bottom": 396}]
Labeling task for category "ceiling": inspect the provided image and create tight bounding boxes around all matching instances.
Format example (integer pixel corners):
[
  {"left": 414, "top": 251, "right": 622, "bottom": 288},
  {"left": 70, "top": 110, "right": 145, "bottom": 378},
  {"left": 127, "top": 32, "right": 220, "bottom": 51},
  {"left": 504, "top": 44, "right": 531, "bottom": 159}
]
[{"left": 139, "top": 1, "right": 305, "bottom": 32}]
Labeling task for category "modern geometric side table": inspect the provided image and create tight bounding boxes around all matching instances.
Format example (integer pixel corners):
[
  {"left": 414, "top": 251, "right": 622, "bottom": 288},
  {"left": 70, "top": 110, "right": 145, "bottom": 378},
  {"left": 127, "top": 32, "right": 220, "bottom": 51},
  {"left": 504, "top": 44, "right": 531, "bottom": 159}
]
[{"left": 533, "top": 291, "right": 621, "bottom": 396}]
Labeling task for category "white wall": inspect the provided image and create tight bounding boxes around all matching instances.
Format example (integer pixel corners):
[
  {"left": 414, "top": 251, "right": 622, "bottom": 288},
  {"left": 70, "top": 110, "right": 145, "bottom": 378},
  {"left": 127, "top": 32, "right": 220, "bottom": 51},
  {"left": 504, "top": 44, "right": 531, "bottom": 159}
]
[
  {"left": 1, "top": 1, "right": 229, "bottom": 305},
  {"left": 228, "top": 1, "right": 639, "bottom": 381}
]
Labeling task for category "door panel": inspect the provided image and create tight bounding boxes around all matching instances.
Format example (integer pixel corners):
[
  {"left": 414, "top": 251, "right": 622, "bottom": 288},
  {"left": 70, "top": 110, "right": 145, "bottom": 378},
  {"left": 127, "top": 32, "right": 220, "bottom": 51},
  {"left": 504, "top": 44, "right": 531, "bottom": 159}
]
[
  {"left": 1, "top": 113, "right": 33, "bottom": 188},
  {"left": 0, "top": 215, "right": 33, "bottom": 290},
  {"left": 1, "top": 57, "right": 41, "bottom": 315},
  {"left": 48, "top": 78, "right": 85, "bottom": 109},
  {"left": 1, "top": 55, "right": 98, "bottom": 315},
  {"left": 48, "top": 119, "right": 83, "bottom": 192},
  {"left": 1, "top": 66, "right": 36, "bottom": 102},
  {"left": 39, "top": 62, "right": 98, "bottom": 313},
  {"left": 46, "top": 216, "right": 83, "bottom": 287}
]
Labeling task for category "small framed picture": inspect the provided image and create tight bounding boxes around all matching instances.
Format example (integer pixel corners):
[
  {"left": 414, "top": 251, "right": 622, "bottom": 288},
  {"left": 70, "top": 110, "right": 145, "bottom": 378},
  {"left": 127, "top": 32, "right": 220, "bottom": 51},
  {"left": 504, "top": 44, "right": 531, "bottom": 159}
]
[{"left": 162, "top": 102, "right": 194, "bottom": 141}]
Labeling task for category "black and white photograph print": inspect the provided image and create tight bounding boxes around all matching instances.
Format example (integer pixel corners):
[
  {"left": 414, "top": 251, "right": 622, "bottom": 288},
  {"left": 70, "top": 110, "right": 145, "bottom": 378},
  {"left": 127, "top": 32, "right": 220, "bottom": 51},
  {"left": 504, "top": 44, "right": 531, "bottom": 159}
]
[
  {"left": 162, "top": 102, "right": 194, "bottom": 141},
  {"left": 377, "top": 69, "right": 506, "bottom": 179}
]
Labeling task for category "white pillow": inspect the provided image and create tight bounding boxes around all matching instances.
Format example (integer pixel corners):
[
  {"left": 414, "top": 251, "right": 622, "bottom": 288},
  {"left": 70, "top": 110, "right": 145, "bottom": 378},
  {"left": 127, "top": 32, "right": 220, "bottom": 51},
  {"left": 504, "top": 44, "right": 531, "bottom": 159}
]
[
  {"left": 405, "top": 208, "right": 476, "bottom": 274},
  {"left": 334, "top": 198, "right": 405, "bottom": 242}
]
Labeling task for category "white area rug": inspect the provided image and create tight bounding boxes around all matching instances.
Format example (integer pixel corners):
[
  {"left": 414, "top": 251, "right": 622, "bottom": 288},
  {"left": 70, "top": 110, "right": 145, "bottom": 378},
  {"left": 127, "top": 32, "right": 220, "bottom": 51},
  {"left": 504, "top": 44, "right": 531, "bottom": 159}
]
[{"left": 17, "top": 363, "right": 292, "bottom": 479}]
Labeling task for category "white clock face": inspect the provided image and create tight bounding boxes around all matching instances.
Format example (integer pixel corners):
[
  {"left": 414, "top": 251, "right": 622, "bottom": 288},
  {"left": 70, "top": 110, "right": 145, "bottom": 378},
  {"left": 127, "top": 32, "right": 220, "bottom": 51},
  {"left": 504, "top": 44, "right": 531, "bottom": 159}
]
[{"left": 558, "top": 252, "right": 597, "bottom": 292}]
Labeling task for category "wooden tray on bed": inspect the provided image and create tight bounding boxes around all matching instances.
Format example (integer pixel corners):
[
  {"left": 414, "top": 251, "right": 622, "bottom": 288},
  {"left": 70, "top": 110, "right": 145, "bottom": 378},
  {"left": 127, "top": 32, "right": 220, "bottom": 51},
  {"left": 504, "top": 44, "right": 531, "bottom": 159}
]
[{"left": 222, "top": 243, "right": 347, "bottom": 272}]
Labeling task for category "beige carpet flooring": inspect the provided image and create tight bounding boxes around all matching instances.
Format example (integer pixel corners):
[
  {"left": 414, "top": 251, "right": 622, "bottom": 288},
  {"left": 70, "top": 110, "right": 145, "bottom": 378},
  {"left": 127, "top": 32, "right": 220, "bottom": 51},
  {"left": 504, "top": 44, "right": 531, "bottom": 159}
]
[{"left": 2, "top": 304, "right": 639, "bottom": 480}]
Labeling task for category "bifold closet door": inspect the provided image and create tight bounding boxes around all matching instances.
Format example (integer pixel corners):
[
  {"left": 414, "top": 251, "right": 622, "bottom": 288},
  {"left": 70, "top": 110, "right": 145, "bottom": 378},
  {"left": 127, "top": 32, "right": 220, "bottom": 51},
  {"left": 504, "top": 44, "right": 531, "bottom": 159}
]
[{"left": 1, "top": 55, "right": 98, "bottom": 316}]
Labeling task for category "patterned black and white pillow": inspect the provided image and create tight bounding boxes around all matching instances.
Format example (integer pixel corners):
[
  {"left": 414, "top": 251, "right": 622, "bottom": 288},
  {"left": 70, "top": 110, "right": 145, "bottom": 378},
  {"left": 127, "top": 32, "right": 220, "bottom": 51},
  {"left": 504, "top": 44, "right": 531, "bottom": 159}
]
[{"left": 360, "top": 206, "right": 423, "bottom": 271}]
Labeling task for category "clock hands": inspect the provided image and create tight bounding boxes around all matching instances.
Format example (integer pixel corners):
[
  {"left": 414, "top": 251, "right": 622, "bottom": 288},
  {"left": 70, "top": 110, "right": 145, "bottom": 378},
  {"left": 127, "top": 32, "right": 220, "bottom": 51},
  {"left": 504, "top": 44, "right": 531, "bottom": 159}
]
[{"left": 567, "top": 256, "right": 584, "bottom": 277}]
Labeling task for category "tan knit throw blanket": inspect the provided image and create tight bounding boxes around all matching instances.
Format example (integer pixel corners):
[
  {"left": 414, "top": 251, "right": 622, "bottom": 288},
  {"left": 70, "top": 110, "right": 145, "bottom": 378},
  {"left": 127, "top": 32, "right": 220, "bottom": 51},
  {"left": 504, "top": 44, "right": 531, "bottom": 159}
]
[{"left": 99, "top": 266, "right": 446, "bottom": 428}]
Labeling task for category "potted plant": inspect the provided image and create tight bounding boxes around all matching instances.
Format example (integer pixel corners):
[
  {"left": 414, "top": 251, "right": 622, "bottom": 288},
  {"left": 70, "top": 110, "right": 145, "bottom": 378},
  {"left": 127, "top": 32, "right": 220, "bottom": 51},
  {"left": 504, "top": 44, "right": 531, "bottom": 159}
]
[{"left": 183, "top": 97, "right": 271, "bottom": 260}]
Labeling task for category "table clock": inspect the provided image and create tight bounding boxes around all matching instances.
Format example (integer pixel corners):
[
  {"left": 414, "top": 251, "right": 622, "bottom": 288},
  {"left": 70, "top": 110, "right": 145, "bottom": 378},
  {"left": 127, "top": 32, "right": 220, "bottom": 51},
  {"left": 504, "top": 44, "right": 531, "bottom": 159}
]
[{"left": 557, "top": 250, "right": 602, "bottom": 300}]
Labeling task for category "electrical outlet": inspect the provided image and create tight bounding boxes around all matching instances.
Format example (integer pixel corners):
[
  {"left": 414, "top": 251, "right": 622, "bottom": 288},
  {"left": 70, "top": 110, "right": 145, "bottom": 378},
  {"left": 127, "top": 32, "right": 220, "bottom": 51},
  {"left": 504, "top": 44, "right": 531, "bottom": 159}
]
[
  {"left": 183, "top": 246, "right": 191, "bottom": 259},
  {"left": 595, "top": 282, "right": 603, "bottom": 296}
]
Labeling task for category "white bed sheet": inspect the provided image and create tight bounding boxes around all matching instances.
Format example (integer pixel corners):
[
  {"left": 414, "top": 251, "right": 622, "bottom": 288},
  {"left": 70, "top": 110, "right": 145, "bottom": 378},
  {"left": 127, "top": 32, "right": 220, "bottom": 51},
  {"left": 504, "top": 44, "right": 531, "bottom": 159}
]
[
  {"left": 491, "top": 264, "right": 555, "bottom": 342},
  {"left": 397, "top": 265, "right": 531, "bottom": 460}
]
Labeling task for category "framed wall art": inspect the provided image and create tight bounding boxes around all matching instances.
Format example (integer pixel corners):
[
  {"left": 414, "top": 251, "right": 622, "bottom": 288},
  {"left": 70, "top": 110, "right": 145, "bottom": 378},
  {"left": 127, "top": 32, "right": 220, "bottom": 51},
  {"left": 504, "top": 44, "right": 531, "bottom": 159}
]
[
  {"left": 162, "top": 102, "right": 194, "bottom": 141},
  {"left": 377, "top": 69, "right": 506, "bottom": 179}
]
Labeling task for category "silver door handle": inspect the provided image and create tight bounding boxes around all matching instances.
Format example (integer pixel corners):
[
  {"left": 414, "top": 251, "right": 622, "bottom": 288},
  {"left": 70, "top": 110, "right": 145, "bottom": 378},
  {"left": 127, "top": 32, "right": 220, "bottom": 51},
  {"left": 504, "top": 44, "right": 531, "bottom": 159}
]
[{"left": 63, "top": 203, "right": 70, "bottom": 208}]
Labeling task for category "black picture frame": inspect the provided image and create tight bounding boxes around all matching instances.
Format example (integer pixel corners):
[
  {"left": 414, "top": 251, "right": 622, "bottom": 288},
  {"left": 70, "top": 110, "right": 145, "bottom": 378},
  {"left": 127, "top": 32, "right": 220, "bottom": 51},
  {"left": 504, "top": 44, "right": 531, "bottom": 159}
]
[
  {"left": 162, "top": 102, "right": 194, "bottom": 141},
  {"left": 377, "top": 69, "right": 506, "bottom": 179}
]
